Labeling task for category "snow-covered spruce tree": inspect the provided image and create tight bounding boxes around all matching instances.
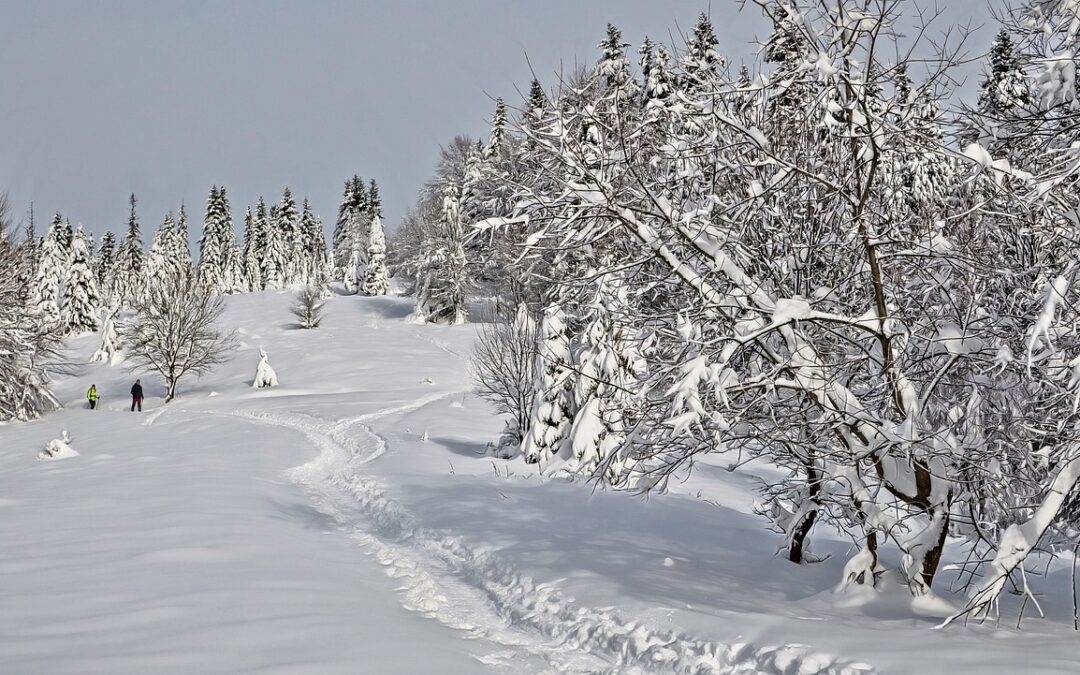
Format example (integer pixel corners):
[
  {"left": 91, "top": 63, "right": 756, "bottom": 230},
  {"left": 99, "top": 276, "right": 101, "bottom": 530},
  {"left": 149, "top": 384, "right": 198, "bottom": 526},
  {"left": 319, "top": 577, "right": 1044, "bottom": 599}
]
[
  {"left": 114, "top": 193, "right": 144, "bottom": 307},
  {"left": 90, "top": 305, "right": 120, "bottom": 365},
  {"left": 30, "top": 213, "right": 67, "bottom": 327},
  {"left": 520, "top": 303, "right": 575, "bottom": 465},
  {"left": 483, "top": 97, "right": 508, "bottom": 161},
  {"left": 290, "top": 285, "right": 326, "bottom": 329},
  {"left": 94, "top": 231, "right": 117, "bottom": 301},
  {"left": 332, "top": 176, "right": 357, "bottom": 278},
  {"left": 261, "top": 203, "right": 288, "bottom": 290},
  {"left": 361, "top": 214, "right": 390, "bottom": 296},
  {"left": 60, "top": 226, "right": 101, "bottom": 335},
  {"left": 145, "top": 213, "right": 174, "bottom": 302},
  {"left": 122, "top": 274, "right": 236, "bottom": 402},
  {"left": 414, "top": 183, "right": 468, "bottom": 324},
  {"left": 299, "top": 197, "right": 326, "bottom": 286},
  {"left": 241, "top": 206, "right": 262, "bottom": 290},
  {"left": 568, "top": 274, "right": 643, "bottom": 481},
  {"left": 681, "top": 12, "right": 723, "bottom": 93},
  {"left": 223, "top": 243, "right": 247, "bottom": 294},
  {"left": 173, "top": 203, "right": 192, "bottom": 275},
  {"left": 198, "top": 186, "right": 231, "bottom": 293},
  {"left": 277, "top": 188, "right": 300, "bottom": 284},
  {"left": 0, "top": 194, "right": 59, "bottom": 420}
]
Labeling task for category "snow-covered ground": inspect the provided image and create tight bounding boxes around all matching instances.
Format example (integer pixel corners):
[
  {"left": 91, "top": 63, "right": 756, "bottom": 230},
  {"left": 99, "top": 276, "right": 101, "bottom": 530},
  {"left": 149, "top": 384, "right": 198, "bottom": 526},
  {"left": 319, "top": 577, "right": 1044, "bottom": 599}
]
[{"left": 2, "top": 289, "right": 1078, "bottom": 674}]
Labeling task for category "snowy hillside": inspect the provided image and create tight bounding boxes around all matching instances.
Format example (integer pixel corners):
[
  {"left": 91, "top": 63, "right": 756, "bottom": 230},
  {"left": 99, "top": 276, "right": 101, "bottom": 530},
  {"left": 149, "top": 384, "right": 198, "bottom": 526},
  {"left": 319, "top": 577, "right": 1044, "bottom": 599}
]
[{"left": 0, "top": 289, "right": 1075, "bottom": 674}]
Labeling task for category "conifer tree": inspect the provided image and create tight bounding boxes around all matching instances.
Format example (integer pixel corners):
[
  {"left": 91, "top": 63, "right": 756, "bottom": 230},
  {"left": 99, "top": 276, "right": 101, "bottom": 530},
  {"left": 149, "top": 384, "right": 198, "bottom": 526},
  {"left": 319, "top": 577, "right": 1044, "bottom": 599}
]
[
  {"left": 332, "top": 177, "right": 355, "bottom": 278},
  {"left": 526, "top": 79, "right": 547, "bottom": 122},
  {"left": 198, "top": 186, "right": 230, "bottom": 292},
  {"left": 361, "top": 214, "right": 390, "bottom": 296},
  {"left": 683, "top": 12, "right": 723, "bottom": 90},
  {"left": 483, "top": 98, "right": 509, "bottom": 160},
  {"left": 978, "top": 28, "right": 1030, "bottom": 117},
  {"left": 242, "top": 206, "right": 262, "bottom": 290},
  {"left": 521, "top": 304, "right": 575, "bottom": 464},
  {"left": 568, "top": 276, "right": 641, "bottom": 480},
  {"left": 145, "top": 213, "right": 175, "bottom": 301},
  {"left": 95, "top": 231, "right": 117, "bottom": 298},
  {"left": 299, "top": 197, "right": 325, "bottom": 285},
  {"left": 415, "top": 184, "right": 468, "bottom": 324},
  {"left": 277, "top": 188, "right": 300, "bottom": 283},
  {"left": 639, "top": 37, "right": 674, "bottom": 106},
  {"left": 261, "top": 203, "right": 287, "bottom": 289},
  {"left": 595, "top": 24, "right": 638, "bottom": 98},
  {"left": 30, "top": 213, "right": 66, "bottom": 327},
  {"left": 60, "top": 227, "right": 101, "bottom": 335},
  {"left": 173, "top": 204, "right": 192, "bottom": 274},
  {"left": 115, "top": 193, "right": 144, "bottom": 306}
]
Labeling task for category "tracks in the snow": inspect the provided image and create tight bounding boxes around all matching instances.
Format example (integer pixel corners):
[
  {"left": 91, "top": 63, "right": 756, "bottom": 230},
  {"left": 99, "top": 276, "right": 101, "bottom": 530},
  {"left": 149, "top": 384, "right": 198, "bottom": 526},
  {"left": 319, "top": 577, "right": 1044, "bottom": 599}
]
[{"left": 217, "top": 393, "right": 876, "bottom": 675}]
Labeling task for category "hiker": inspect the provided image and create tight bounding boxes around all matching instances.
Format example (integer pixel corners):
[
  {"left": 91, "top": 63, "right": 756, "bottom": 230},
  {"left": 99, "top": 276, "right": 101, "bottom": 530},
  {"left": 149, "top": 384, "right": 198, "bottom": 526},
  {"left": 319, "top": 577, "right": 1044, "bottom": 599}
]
[
  {"left": 130, "top": 379, "right": 144, "bottom": 412},
  {"left": 86, "top": 384, "right": 98, "bottom": 410}
]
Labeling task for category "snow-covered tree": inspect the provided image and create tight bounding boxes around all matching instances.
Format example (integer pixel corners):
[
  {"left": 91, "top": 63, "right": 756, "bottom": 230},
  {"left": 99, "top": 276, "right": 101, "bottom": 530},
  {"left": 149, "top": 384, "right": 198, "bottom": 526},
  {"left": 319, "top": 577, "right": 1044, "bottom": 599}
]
[
  {"left": 520, "top": 304, "right": 575, "bottom": 464},
  {"left": 198, "top": 186, "right": 232, "bottom": 292},
  {"left": 94, "top": 231, "right": 117, "bottom": 300},
  {"left": 260, "top": 202, "right": 288, "bottom": 290},
  {"left": 241, "top": 206, "right": 262, "bottom": 290},
  {"left": 30, "top": 213, "right": 67, "bottom": 327},
  {"left": 252, "top": 348, "right": 278, "bottom": 387},
  {"left": 60, "top": 226, "right": 101, "bottom": 335},
  {"left": 277, "top": 188, "right": 300, "bottom": 283},
  {"left": 414, "top": 184, "right": 468, "bottom": 324},
  {"left": 123, "top": 275, "right": 236, "bottom": 402},
  {"left": 90, "top": 306, "right": 120, "bottom": 365},
  {"left": 0, "top": 195, "right": 59, "bottom": 420},
  {"left": 361, "top": 214, "right": 389, "bottom": 296},
  {"left": 290, "top": 285, "right": 326, "bottom": 329},
  {"left": 568, "top": 275, "right": 642, "bottom": 481},
  {"left": 114, "top": 194, "right": 144, "bottom": 307}
]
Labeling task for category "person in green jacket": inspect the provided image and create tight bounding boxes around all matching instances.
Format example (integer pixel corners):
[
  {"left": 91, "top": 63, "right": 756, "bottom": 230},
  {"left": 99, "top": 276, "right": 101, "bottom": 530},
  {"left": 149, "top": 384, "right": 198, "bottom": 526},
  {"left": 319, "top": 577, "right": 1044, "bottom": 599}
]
[{"left": 87, "top": 384, "right": 98, "bottom": 410}]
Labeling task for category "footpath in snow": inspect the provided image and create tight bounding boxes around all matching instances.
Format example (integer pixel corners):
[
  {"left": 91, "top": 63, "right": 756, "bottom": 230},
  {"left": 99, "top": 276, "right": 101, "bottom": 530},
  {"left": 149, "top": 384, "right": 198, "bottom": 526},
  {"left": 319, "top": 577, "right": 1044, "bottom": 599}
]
[{"left": 1, "top": 290, "right": 1077, "bottom": 674}]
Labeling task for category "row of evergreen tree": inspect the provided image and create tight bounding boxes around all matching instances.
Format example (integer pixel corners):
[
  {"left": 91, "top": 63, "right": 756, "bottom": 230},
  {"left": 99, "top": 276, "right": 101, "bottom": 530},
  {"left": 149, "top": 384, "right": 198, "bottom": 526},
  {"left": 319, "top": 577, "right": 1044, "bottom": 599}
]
[{"left": 23, "top": 179, "right": 391, "bottom": 337}]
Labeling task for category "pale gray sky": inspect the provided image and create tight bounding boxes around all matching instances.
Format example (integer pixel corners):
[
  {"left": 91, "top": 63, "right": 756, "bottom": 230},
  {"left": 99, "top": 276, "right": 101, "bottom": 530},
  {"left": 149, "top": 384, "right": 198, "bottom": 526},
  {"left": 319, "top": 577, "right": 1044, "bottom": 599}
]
[{"left": 0, "top": 1, "right": 991, "bottom": 239}]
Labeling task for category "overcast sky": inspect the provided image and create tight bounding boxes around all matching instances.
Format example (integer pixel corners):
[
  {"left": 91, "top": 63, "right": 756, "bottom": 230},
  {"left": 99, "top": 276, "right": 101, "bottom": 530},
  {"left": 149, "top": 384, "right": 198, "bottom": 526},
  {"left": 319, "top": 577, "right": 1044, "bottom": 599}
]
[{"left": 0, "top": 1, "right": 992, "bottom": 239}]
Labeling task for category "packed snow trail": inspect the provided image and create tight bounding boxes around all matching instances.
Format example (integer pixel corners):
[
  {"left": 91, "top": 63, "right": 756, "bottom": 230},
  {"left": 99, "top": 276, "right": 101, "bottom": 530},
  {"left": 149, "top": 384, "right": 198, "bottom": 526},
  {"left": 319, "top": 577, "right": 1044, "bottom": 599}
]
[{"left": 221, "top": 402, "right": 876, "bottom": 675}]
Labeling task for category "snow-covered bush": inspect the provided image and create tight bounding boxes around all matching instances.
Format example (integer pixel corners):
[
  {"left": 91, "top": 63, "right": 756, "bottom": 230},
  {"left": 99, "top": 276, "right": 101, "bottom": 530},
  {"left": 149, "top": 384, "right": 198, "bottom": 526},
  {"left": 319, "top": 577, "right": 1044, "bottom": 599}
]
[
  {"left": 253, "top": 349, "right": 278, "bottom": 388},
  {"left": 39, "top": 430, "right": 77, "bottom": 461}
]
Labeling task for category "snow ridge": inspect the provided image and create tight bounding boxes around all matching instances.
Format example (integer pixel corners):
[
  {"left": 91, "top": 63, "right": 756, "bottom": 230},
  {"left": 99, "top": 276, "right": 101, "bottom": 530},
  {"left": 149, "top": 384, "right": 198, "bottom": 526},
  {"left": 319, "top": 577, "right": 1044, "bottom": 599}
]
[{"left": 232, "top": 405, "right": 874, "bottom": 675}]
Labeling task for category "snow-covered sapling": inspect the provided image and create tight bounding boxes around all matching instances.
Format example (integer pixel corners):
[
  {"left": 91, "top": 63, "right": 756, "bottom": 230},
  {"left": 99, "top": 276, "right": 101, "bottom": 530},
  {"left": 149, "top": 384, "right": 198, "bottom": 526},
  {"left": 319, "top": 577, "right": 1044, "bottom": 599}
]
[
  {"left": 290, "top": 285, "right": 326, "bottom": 329},
  {"left": 253, "top": 349, "right": 278, "bottom": 388}
]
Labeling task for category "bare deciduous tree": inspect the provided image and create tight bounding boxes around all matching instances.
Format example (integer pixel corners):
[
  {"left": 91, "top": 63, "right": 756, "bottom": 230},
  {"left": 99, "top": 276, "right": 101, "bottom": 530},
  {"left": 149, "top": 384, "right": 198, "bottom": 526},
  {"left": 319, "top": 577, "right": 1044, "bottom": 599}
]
[
  {"left": 122, "top": 276, "right": 237, "bottom": 402},
  {"left": 472, "top": 302, "right": 538, "bottom": 455},
  {"left": 290, "top": 284, "right": 326, "bottom": 329}
]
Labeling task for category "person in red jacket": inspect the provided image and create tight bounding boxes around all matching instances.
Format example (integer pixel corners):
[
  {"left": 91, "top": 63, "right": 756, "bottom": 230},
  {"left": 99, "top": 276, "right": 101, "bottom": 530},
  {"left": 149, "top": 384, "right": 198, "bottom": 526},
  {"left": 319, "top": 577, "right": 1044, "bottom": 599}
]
[{"left": 130, "top": 379, "right": 144, "bottom": 412}]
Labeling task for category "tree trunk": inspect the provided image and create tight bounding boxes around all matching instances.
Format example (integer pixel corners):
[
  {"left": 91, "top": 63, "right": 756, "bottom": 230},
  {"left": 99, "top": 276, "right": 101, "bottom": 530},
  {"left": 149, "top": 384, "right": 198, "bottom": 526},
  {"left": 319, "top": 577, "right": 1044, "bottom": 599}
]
[
  {"left": 921, "top": 508, "right": 950, "bottom": 589},
  {"left": 788, "top": 453, "right": 821, "bottom": 564},
  {"left": 165, "top": 377, "right": 177, "bottom": 403}
]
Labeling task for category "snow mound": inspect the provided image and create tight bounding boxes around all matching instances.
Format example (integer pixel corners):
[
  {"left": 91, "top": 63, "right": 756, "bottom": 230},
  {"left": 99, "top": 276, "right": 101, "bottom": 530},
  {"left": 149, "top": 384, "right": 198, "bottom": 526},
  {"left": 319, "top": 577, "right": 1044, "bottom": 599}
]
[{"left": 39, "top": 432, "right": 78, "bottom": 461}]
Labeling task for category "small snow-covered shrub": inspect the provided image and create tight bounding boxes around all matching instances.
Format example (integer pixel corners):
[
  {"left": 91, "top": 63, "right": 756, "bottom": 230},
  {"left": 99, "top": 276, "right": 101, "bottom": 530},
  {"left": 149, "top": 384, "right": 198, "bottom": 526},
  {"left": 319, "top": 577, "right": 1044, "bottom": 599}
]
[
  {"left": 253, "top": 349, "right": 278, "bottom": 388},
  {"left": 290, "top": 285, "right": 325, "bottom": 329}
]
